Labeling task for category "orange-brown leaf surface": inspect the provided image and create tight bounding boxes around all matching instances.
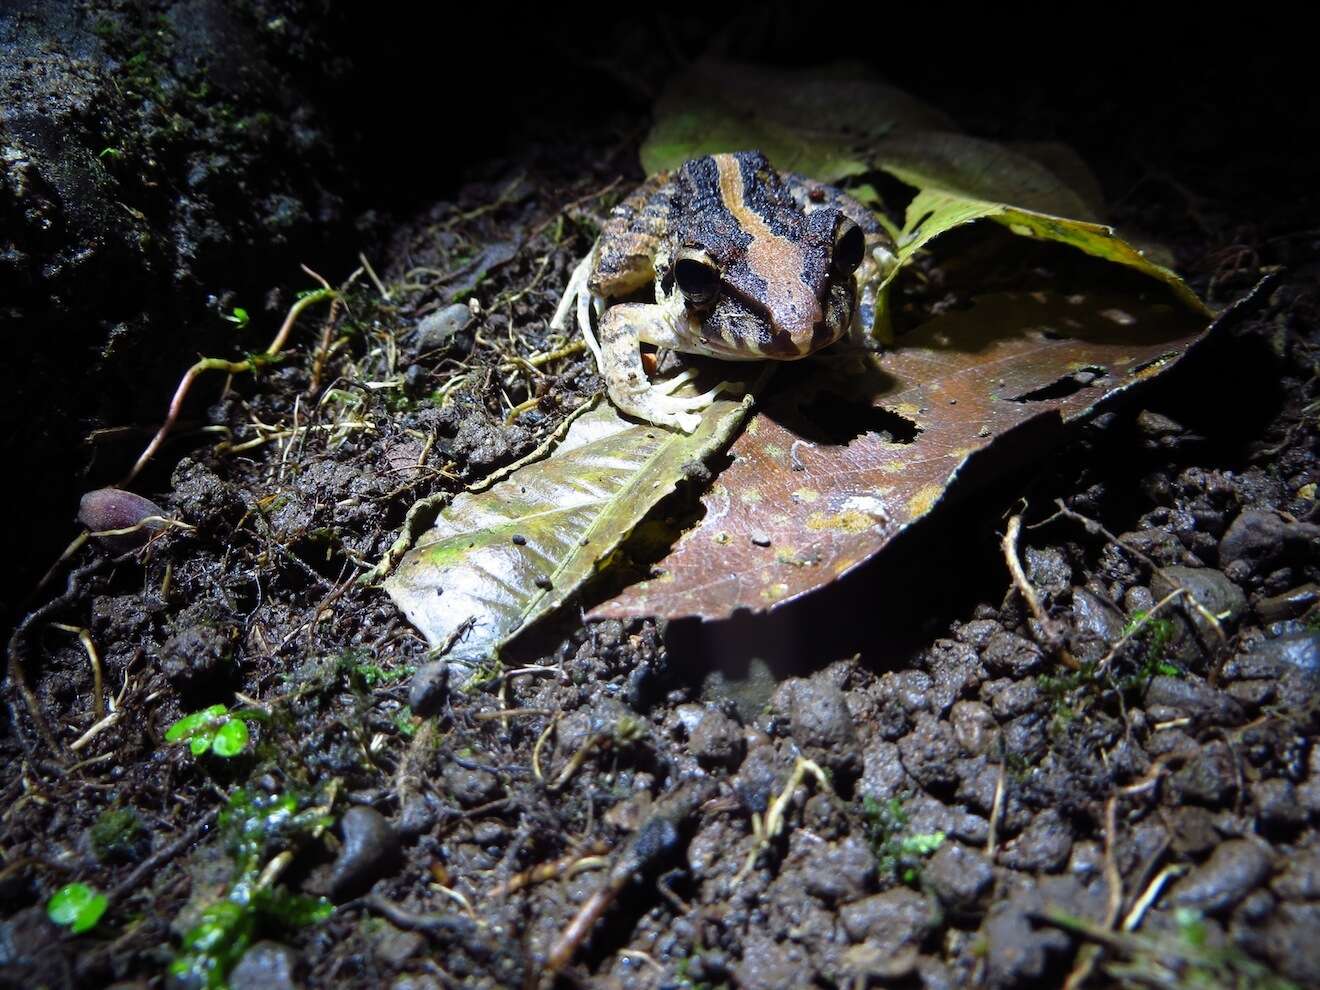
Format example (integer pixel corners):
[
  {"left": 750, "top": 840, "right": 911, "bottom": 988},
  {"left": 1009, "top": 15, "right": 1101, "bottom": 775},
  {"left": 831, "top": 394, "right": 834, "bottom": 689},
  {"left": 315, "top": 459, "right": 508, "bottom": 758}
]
[{"left": 593, "top": 286, "right": 1206, "bottom": 620}]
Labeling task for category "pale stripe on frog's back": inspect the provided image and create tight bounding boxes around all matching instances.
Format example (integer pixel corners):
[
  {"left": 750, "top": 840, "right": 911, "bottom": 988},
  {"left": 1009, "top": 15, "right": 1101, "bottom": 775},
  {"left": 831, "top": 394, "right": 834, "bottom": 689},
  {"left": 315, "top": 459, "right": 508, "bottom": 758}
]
[{"left": 712, "top": 153, "right": 822, "bottom": 356}]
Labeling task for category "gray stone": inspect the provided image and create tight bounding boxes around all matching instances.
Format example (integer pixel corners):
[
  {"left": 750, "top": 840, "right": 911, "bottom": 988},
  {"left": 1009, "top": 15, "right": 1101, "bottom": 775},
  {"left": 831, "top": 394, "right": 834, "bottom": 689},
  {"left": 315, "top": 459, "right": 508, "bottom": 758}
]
[
  {"left": 686, "top": 706, "right": 744, "bottom": 769},
  {"left": 331, "top": 806, "right": 401, "bottom": 900},
  {"left": 1271, "top": 849, "right": 1320, "bottom": 901},
  {"left": 1219, "top": 509, "right": 1320, "bottom": 580},
  {"left": 1263, "top": 902, "right": 1320, "bottom": 986},
  {"left": 1251, "top": 779, "right": 1306, "bottom": 831},
  {"left": 950, "top": 701, "right": 998, "bottom": 756},
  {"left": 983, "top": 679, "right": 1039, "bottom": 720},
  {"left": 925, "top": 842, "right": 994, "bottom": 912},
  {"left": 412, "top": 303, "right": 472, "bottom": 350},
  {"left": 1245, "top": 632, "right": 1320, "bottom": 678},
  {"left": 1142, "top": 675, "right": 1244, "bottom": 726},
  {"left": 982, "top": 630, "right": 1044, "bottom": 677},
  {"left": 982, "top": 898, "right": 1071, "bottom": 989},
  {"left": 803, "top": 836, "right": 877, "bottom": 904},
  {"left": 1172, "top": 839, "right": 1273, "bottom": 913},
  {"left": 230, "top": 941, "right": 298, "bottom": 990},
  {"left": 408, "top": 660, "right": 450, "bottom": 716},
  {"left": 1071, "top": 586, "right": 1126, "bottom": 645},
  {"left": 898, "top": 714, "right": 960, "bottom": 791},
  {"left": 1171, "top": 740, "right": 1236, "bottom": 807},
  {"left": 858, "top": 740, "right": 909, "bottom": 802},
  {"left": 440, "top": 759, "right": 501, "bottom": 808},
  {"left": 778, "top": 675, "right": 860, "bottom": 777},
  {"left": 999, "top": 808, "right": 1072, "bottom": 873},
  {"left": 374, "top": 925, "right": 425, "bottom": 966},
  {"left": 1152, "top": 566, "right": 1247, "bottom": 635},
  {"left": 839, "top": 888, "right": 938, "bottom": 949}
]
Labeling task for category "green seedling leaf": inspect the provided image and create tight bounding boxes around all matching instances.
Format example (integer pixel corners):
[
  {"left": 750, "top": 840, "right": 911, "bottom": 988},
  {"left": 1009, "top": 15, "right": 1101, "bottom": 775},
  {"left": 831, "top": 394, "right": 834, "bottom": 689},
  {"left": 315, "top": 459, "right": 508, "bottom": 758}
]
[
  {"left": 211, "top": 718, "right": 250, "bottom": 757},
  {"left": 385, "top": 381, "right": 759, "bottom": 682},
  {"left": 165, "top": 704, "right": 227, "bottom": 742},
  {"left": 48, "top": 882, "right": 108, "bottom": 934},
  {"left": 167, "top": 704, "right": 253, "bottom": 758}
]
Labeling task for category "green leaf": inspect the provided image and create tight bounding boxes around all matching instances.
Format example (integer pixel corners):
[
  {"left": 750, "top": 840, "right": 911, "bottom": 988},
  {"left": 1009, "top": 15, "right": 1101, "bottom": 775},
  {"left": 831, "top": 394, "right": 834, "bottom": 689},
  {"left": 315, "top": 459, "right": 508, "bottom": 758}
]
[
  {"left": 385, "top": 384, "right": 758, "bottom": 681},
  {"left": 874, "top": 186, "right": 1209, "bottom": 335},
  {"left": 165, "top": 704, "right": 226, "bottom": 742},
  {"left": 642, "top": 59, "right": 953, "bottom": 181},
  {"left": 190, "top": 732, "right": 214, "bottom": 756},
  {"left": 47, "top": 882, "right": 108, "bottom": 934},
  {"left": 211, "top": 718, "right": 250, "bottom": 757},
  {"left": 641, "top": 59, "right": 1208, "bottom": 341}
]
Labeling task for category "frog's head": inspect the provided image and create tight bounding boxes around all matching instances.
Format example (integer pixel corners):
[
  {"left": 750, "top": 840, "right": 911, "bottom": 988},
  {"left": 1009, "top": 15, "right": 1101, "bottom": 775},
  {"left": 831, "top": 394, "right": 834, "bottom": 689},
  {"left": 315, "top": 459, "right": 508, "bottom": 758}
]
[{"left": 669, "top": 150, "right": 865, "bottom": 359}]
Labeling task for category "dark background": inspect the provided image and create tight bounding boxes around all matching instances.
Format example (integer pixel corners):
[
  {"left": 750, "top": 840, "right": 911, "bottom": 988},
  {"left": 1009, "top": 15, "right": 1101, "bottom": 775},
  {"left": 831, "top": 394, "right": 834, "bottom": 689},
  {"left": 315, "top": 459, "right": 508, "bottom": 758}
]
[{"left": 2, "top": 1, "right": 1315, "bottom": 626}]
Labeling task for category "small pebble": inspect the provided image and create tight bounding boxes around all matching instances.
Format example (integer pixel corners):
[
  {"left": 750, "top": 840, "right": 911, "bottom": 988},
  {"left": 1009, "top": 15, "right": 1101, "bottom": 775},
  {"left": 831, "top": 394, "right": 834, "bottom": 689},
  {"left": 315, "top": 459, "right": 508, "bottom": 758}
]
[
  {"left": 230, "top": 941, "right": 299, "bottom": 990},
  {"left": 409, "top": 660, "right": 450, "bottom": 717},
  {"left": 330, "top": 806, "right": 401, "bottom": 901},
  {"left": 750, "top": 532, "right": 771, "bottom": 547},
  {"left": 1172, "top": 839, "right": 1272, "bottom": 913}
]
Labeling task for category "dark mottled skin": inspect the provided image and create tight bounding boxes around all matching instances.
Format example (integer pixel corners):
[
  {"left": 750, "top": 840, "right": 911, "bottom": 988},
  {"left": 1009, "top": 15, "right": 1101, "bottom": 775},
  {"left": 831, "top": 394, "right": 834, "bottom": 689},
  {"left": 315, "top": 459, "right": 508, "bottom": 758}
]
[{"left": 592, "top": 150, "right": 883, "bottom": 358}]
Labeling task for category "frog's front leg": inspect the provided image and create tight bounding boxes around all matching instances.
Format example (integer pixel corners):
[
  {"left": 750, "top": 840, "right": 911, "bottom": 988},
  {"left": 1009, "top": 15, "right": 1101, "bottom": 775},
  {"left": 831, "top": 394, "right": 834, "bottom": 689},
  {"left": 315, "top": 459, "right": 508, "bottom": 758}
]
[
  {"left": 849, "top": 234, "right": 899, "bottom": 347},
  {"left": 597, "top": 303, "right": 724, "bottom": 433}
]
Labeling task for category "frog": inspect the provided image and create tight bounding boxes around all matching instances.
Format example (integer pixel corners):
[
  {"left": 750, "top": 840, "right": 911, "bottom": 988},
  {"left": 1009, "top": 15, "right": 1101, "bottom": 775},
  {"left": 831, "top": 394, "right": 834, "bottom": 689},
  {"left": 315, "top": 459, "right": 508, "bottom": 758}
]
[{"left": 551, "top": 149, "right": 895, "bottom": 431}]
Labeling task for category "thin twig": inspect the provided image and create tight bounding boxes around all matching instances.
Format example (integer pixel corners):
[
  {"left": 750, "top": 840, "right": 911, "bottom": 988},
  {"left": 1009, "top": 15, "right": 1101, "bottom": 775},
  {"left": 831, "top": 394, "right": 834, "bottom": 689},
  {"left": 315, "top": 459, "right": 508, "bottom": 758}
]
[
  {"left": 7, "top": 560, "right": 105, "bottom": 760},
  {"left": 109, "top": 807, "right": 219, "bottom": 902},
  {"left": 1003, "top": 513, "right": 1080, "bottom": 670},
  {"left": 50, "top": 623, "right": 103, "bottom": 721}
]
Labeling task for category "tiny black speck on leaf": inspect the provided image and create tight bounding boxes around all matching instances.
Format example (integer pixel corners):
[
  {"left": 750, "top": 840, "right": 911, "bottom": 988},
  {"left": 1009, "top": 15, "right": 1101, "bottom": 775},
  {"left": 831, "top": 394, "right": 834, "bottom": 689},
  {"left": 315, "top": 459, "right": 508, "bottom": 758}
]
[{"left": 512, "top": 534, "right": 527, "bottom": 546}]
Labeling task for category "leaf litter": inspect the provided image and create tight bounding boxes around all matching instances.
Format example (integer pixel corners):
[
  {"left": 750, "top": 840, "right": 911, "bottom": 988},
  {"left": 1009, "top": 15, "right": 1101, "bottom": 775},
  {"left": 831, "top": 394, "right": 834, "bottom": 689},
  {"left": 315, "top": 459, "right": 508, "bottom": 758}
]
[{"left": 385, "top": 63, "right": 1211, "bottom": 649}]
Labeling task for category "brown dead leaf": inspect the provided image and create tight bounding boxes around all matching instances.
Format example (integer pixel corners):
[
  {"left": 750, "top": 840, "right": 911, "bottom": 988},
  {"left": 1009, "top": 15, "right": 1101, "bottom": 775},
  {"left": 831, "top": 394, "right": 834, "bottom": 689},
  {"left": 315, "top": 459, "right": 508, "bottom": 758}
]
[{"left": 592, "top": 285, "right": 1207, "bottom": 621}]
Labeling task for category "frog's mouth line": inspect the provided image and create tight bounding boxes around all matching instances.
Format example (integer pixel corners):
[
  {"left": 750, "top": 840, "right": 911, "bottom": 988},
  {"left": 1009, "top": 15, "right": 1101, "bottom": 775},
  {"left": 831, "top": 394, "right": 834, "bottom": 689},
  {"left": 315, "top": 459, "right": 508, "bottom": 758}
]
[{"left": 695, "top": 274, "right": 855, "bottom": 359}]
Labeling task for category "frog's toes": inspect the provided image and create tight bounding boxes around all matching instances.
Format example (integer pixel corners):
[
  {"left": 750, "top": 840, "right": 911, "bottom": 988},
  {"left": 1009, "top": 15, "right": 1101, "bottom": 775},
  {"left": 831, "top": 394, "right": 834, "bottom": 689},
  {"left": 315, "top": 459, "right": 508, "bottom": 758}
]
[{"left": 653, "top": 367, "right": 700, "bottom": 395}]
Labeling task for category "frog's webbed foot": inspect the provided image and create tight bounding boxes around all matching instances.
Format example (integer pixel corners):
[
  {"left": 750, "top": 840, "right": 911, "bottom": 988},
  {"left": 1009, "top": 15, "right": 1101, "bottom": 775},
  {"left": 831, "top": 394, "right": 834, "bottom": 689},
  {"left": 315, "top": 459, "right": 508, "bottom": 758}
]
[{"left": 597, "top": 304, "right": 739, "bottom": 433}]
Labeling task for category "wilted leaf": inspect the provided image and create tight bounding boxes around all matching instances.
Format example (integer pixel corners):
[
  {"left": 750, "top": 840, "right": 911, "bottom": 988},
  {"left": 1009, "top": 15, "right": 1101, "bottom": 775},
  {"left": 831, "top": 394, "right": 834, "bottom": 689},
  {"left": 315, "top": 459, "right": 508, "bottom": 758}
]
[
  {"left": 593, "top": 284, "right": 1210, "bottom": 621},
  {"left": 385, "top": 384, "right": 758, "bottom": 677},
  {"left": 875, "top": 186, "right": 1208, "bottom": 332}
]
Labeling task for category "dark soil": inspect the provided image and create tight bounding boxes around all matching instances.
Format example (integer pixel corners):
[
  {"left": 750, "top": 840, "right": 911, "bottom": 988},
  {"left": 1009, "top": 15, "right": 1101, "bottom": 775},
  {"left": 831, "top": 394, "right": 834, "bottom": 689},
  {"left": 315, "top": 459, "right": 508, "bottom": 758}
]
[{"left": 3, "top": 8, "right": 1319, "bottom": 990}]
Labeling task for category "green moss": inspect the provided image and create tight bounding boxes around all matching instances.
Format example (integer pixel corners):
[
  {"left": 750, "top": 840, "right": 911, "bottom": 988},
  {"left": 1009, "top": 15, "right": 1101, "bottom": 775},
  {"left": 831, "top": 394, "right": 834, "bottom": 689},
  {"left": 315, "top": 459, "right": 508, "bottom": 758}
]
[
  {"left": 169, "top": 788, "right": 334, "bottom": 989},
  {"left": 90, "top": 807, "right": 143, "bottom": 861},
  {"left": 860, "top": 795, "right": 945, "bottom": 887}
]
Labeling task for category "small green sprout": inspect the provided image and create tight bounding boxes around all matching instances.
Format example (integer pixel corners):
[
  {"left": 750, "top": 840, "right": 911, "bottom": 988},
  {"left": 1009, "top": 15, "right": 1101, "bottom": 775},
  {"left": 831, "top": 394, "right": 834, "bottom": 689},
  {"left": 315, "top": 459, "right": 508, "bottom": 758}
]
[
  {"left": 47, "top": 882, "right": 108, "bottom": 934},
  {"left": 223, "top": 306, "right": 249, "bottom": 329},
  {"left": 169, "top": 789, "right": 334, "bottom": 989},
  {"left": 861, "top": 795, "right": 947, "bottom": 887},
  {"left": 165, "top": 704, "right": 257, "bottom": 758},
  {"left": 98, "top": 146, "right": 123, "bottom": 160}
]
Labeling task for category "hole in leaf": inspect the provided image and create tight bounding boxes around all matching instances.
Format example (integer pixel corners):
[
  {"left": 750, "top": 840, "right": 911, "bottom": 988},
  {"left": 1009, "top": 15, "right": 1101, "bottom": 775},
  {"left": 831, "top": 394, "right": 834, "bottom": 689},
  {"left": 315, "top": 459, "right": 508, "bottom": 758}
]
[
  {"left": 1009, "top": 366, "right": 1108, "bottom": 402},
  {"left": 795, "top": 395, "right": 921, "bottom": 445}
]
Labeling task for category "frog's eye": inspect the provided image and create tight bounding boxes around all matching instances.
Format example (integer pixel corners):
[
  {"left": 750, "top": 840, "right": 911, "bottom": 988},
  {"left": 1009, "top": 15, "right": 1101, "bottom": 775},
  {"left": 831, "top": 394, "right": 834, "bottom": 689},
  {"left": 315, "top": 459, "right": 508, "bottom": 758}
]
[
  {"left": 675, "top": 248, "right": 720, "bottom": 306},
  {"left": 832, "top": 218, "right": 865, "bottom": 275}
]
